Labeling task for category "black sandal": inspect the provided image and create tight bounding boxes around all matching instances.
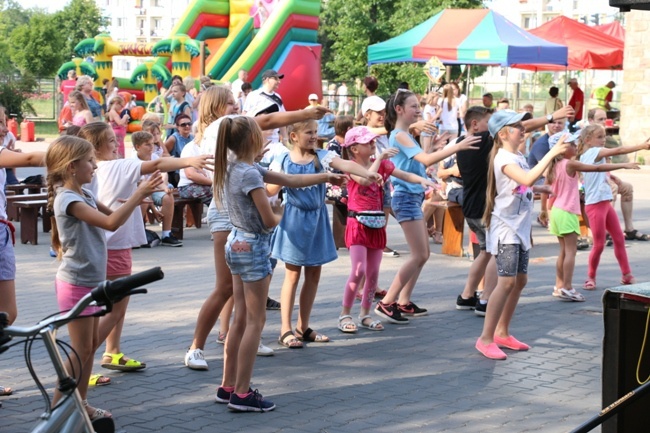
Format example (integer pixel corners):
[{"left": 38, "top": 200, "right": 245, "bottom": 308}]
[
  {"left": 625, "top": 230, "right": 649, "bottom": 241},
  {"left": 296, "top": 327, "right": 330, "bottom": 343},
  {"left": 278, "top": 331, "right": 303, "bottom": 349},
  {"left": 266, "top": 297, "right": 281, "bottom": 310}
]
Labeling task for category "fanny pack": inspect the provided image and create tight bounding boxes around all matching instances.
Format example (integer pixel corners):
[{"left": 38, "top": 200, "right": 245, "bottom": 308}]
[{"left": 348, "top": 210, "right": 386, "bottom": 229}]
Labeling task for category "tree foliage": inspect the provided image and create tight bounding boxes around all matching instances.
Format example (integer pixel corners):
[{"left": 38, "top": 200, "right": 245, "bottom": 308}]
[
  {"left": 9, "top": 13, "right": 66, "bottom": 77},
  {"left": 53, "top": 0, "right": 108, "bottom": 61},
  {"left": 319, "top": 0, "right": 485, "bottom": 94},
  {"left": 0, "top": 74, "right": 38, "bottom": 121},
  {"left": 1, "top": 0, "right": 106, "bottom": 77}
]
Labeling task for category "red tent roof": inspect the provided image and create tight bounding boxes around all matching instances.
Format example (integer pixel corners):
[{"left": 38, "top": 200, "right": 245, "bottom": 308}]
[
  {"left": 596, "top": 21, "right": 625, "bottom": 42},
  {"left": 512, "top": 16, "right": 624, "bottom": 71}
]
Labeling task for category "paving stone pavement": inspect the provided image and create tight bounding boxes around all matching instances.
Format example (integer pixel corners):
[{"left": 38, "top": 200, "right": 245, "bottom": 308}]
[{"left": 2, "top": 168, "right": 650, "bottom": 433}]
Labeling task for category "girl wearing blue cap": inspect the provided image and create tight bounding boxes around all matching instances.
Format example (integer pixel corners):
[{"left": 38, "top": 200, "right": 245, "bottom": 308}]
[{"left": 477, "top": 110, "right": 568, "bottom": 360}]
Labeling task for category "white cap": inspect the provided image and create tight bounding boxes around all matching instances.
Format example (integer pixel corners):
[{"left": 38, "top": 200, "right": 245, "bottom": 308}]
[
  {"left": 361, "top": 95, "right": 386, "bottom": 115},
  {"left": 308, "top": 93, "right": 318, "bottom": 101}
]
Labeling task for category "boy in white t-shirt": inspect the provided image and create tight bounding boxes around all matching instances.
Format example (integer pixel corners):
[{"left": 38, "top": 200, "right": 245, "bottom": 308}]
[{"left": 131, "top": 131, "right": 180, "bottom": 246}]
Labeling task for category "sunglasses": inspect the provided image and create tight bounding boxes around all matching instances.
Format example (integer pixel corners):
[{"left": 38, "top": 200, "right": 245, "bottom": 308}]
[{"left": 178, "top": 122, "right": 191, "bottom": 127}]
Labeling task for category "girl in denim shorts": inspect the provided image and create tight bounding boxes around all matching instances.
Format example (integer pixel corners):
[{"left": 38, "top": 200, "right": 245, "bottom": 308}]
[
  {"left": 476, "top": 110, "right": 568, "bottom": 360},
  {"left": 213, "top": 116, "right": 344, "bottom": 412},
  {"left": 374, "top": 90, "right": 480, "bottom": 325}
]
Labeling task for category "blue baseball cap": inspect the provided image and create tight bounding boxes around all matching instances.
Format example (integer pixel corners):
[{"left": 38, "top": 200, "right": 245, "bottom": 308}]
[
  {"left": 487, "top": 109, "right": 533, "bottom": 137},
  {"left": 549, "top": 130, "right": 581, "bottom": 148}
]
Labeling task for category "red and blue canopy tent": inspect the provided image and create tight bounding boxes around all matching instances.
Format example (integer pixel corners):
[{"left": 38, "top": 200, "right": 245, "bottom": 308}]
[{"left": 367, "top": 9, "right": 568, "bottom": 67}]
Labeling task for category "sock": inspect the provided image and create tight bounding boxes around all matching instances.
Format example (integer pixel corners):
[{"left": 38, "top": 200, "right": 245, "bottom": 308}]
[
  {"left": 479, "top": 300, "right": 487, "bottom": 305},
  {"left": 162, "top": 230, "right": 171, "bottom": 238},
  {"left": 236, "top": 391, "right": 252, "bottom": 398},
  {"left": 221, "top": 386, "right": 234, "bottom": 392}
]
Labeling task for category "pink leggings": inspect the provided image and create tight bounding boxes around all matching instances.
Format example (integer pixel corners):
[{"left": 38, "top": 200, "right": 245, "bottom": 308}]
[
  {"left": 585, "top": 200, "right": 631, "bottom": 279},
  {"left": 342, "top": 245, "right": 383, "bottom": 310}
]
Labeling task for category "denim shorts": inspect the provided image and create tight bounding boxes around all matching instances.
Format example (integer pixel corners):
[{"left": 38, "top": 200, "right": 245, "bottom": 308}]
[
  {"left": 0, "top": 224, "right": 15, "bottom": 281},
  {"left": 495, "top": 243, "right": 529, "bottom": 277},
  {"left": 207, "top": 200, "right": 233, "bottom": 233},
  {"left": 151, "top": 191, "right": 166, "bottom": 207},
  {"left": 225, "top": 229, "right": 273, "bottom": 283},
  {"left": 466, "top": 217, "right": 487, "bottom": 251},
  {"left": 391, "top": 191, "right": 424, "bottom": 223}
]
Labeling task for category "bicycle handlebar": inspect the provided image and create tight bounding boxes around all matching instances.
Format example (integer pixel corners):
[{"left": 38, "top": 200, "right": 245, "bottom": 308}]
[
  {"left": 0, "top": 267, "right": 164, "bottom": 340},
  {"left": 91, "top": 267, "right": 164, "bottom": 306}
]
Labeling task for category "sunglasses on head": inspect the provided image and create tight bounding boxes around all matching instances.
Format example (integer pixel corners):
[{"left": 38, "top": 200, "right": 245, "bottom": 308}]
[{"left": 178, "top": 122, "right": 191, "bottom": 127}]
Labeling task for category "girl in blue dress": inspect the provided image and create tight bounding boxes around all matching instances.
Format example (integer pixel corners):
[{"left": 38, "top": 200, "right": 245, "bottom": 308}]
[{"left": 268, "top": 120, "right": 381, "bottom": 348}]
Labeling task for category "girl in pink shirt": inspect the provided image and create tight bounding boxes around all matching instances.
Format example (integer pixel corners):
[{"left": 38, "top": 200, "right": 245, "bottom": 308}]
[
  {"left": 337, "top": 127, "right": 435, "bottom": 333},
  {"left": 546, "top": 131, "right": 638, "bottom": 302}
]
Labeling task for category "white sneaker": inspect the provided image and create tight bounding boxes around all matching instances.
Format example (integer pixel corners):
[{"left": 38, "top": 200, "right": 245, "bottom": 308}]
[
  {"left": 184, "top": 348, "right": 208, "bottom": 370},
  {"left": 257, "top": 341, "right": 274, "bottom": 357}
]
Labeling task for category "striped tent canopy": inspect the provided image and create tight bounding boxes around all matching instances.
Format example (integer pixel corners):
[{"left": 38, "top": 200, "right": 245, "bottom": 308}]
[{"left": 367, "top": 8, "right": 568, "bottom": 67}]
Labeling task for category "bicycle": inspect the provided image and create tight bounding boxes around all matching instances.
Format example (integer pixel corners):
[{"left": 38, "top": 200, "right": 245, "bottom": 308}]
[{"left": 0, "top": 267, "right": 164, "bottom": 433}]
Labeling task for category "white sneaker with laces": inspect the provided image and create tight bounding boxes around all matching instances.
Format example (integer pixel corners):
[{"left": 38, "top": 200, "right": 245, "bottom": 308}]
[
  {"left": 184, "top": 348, "right": 208, "bottom": 370},
  {"left": 257, "top": 341, "right": 274, "bottom": 357}
]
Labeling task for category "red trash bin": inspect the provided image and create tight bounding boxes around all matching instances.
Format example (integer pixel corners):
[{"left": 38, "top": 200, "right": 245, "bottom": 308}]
[
  {"left": 7, "top": 118, "right": 18, "bottom": 139},
  {"left": 20, "top": 120, "right": 35, "bottom": 142}
]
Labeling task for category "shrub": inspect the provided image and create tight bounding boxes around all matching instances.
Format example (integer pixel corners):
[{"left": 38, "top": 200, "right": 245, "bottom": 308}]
[{"left": 0, "top": 74, "right": 38, "bottom": 122}]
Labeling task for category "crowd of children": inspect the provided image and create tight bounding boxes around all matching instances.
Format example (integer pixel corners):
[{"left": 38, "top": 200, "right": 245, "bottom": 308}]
[{"left": 3, "top": 71, "right": 650, "bottom": 418}]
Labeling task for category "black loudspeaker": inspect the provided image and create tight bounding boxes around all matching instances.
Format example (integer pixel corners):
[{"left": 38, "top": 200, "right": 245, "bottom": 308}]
[
  {"left": 602, "top": 288, "right": 650, "bottom": 433},
  {"left": 610, "top": 0, "right": 650, "bottom": 11}
]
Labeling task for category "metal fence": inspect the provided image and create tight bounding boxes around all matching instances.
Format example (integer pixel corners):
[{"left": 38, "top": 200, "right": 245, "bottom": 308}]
[{"left": 25, "top": 78, "right": 57, "bottom": 121}]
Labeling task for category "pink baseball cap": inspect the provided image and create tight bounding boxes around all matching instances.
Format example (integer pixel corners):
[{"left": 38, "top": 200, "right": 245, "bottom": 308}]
[{"left": 343, "top": 126, "right": 379, "bottom": 147}]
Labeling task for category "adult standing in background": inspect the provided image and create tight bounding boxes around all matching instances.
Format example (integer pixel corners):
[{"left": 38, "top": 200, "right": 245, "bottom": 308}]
[
  {"left": 567, "top": 78, "right": 584, "bottom": 131},
  {"left": 60, "top": 70, "right": 77, "bottom": 105},
  {"left": 231, "top": 69, "right": 248, "bottom": 100},
  {"left": 243, "top": 69, "right": 287, "bottom": 144},
  {"left": 75, "top": 75, "right": 103, "bottom": 121},
  {"left": 590, "top": 81, "right": 615, "bottom": 110},
  {"left": 545, "top": 86, "right": 563, "bottom": 116},
  {"left": 482, "top": 93, "right": 495, "bottom": 109},
  {"left": 337, "top": 82, "right": 350, "bottom": 115},
  {"left": 355, "top": 76, "right": 379, "bottom": 121}
]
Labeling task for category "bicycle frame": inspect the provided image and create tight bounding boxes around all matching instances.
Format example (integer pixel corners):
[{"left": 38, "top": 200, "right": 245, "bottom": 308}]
[{"left": 2, "top": 267, "right": 163, "bottom": 433}]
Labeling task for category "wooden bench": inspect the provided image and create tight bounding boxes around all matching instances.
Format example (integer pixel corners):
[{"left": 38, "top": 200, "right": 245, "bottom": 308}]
[
  {"left": 14, "top": 200, "right": 50, "bottom": 245},
  {"left": 6, "top": 193, "right": 47, "bottom": 221},
  {"left": 5, "top": 183, "right": 43, "bottom": 195},
  {"left": 431, "top": 201, "right": 465, "bottom": 257},
  {"left": 171, "top": 196, "right": 203, "bottom": 240}
]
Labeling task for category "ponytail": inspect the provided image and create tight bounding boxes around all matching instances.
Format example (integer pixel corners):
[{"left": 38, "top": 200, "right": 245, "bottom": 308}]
[
  {"left": 482, "top": 135, "right": 504, "bottom": 228},
  {"left": 384, "top": 90, "right": 415, "bottom": 134}
]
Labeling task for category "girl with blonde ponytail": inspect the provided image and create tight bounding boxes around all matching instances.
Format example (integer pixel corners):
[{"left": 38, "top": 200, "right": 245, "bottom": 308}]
[{"left": 476, "top": 110, "right": 568, "bottom": 360}]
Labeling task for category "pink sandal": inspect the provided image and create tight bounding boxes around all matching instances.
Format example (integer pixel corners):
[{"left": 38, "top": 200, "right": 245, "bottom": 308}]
[
  {"left": 583, "top": 279, "right": 596, "bottom": 290},
  {"left": 621, "top": 274, "right": 636, "bottom": 285}
]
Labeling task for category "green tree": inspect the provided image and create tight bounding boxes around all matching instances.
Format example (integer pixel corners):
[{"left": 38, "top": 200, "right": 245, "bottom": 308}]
[
  {"left": 54, "top": 0, "right": 108, "bottom": 60},
  {"left": 9, "top": 13, "right": 65, "bottom": 77},
  {"left": 0, "top": 74, "right": 37, "bottom": 121},
  {"left": 0, "top": 0, "right": 30, "bottom": 40}
]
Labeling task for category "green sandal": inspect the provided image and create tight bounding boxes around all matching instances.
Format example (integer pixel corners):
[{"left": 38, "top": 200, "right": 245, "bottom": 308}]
[
  {"left": 101, "top": 352, "right": 146, "bottom": 372},
  {"left": 88, "top": 373, "right": 111, "bottom": 386}
]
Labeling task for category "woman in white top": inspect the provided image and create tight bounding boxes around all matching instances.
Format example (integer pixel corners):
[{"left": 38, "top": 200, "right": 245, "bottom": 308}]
[
  {"left": 421, "top": 93, "right": 442, "bottom": 152},
  {"left": 438, "top": 84, "right": 459, "bottom": 141},
  {"left": 451, "top": 82, "right": 468, "bottom": 135}
]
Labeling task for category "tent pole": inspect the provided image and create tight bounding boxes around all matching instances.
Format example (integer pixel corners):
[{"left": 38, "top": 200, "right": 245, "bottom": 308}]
[
  {"left": 533, "top": 71, "right": 537, "bottom": 113},
  {"left": 466, "top": 65, "right": 471, "bottom": 97},
  {"left": 564, "top": 66, "right": 569, "bottom": 107},
  {"left": 505, "top": 67, "right": 509, "bottom": 102}
]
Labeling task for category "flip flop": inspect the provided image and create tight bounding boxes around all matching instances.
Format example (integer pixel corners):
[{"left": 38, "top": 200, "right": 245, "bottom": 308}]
[
  {"left": 0, "top": 386, "right": 12, "bottom": 396},
  {"left": 101, "top": 352, "right": 146, "bottom": 372},
  {"left": 88, "top": 374, "right": 111, "bottom": 387},
  {"left": 278, "top": 331, "right": 303, "bottom": 349}
]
